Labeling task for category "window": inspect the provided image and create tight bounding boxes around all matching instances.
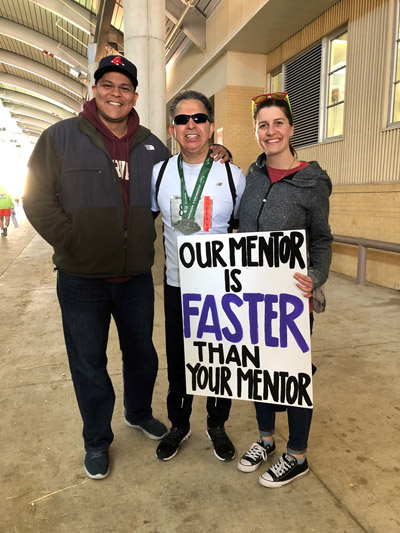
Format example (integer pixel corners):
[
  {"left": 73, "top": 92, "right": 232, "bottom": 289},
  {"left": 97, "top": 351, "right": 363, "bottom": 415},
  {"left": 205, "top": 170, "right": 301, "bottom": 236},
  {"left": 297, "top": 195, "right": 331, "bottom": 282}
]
[
  {"left": 285, "top": 43, "right": 322, "bottom": 148},
  {"left": 271, "top": 71, "right": 282, "bottom": 93},
  {"left": 326, "top": 31, "right": 347, "bottom": 137},
  {"left": 268, "top": 27, "right": 348, "bottom": 148},
  {"left": 391, "top": 3, "right": 400, "bottom": 124}
]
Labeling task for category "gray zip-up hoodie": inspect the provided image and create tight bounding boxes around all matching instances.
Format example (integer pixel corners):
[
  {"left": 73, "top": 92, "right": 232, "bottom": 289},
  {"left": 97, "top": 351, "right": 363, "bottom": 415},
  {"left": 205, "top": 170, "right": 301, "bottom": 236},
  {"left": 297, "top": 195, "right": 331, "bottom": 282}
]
[{"left": 238, "top": 154, "right": 333, "bottom": 289}]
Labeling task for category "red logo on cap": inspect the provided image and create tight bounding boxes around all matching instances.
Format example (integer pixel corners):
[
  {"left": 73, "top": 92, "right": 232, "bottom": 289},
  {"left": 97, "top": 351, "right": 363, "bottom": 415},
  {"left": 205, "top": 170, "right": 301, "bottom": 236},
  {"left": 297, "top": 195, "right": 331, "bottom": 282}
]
[{"left": 111, "top": 56, "right": 125, "bottom": 66}]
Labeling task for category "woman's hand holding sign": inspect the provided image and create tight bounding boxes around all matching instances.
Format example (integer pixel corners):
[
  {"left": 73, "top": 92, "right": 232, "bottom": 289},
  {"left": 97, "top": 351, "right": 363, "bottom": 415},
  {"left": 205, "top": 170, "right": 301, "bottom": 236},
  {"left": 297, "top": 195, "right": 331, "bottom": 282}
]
[{"left": 293, "top": 272, "right": 313, "bottom": 299}]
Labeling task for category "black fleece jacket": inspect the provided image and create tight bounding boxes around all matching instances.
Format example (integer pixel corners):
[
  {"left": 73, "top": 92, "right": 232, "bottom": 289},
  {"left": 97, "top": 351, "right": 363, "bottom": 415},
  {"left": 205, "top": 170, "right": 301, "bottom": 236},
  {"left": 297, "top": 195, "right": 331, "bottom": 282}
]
[{"left": 24, "top": 115, "right": 169, "bottom": 277}]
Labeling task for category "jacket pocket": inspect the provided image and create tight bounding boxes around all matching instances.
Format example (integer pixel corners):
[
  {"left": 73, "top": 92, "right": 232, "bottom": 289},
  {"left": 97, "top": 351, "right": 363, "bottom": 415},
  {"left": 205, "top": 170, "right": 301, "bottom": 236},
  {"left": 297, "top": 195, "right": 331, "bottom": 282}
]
[
  {"left": 66, "top": 207, "right": 125, "bottom": 274},
  {"left": 60, "top": 168, "right": 119, "bottom": 210}
]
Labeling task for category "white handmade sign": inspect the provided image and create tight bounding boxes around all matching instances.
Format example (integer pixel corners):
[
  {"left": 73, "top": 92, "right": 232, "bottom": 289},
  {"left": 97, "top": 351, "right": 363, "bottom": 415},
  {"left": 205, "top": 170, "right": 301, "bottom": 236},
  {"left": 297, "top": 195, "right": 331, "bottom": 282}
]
[{"left": 178, "top": 230, "right": 313, "bottom": 409}]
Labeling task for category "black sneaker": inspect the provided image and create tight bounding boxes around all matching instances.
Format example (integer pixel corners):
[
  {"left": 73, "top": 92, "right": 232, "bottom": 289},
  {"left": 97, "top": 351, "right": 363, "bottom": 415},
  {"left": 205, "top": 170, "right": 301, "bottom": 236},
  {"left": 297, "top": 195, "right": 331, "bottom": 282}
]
[
  {"left": 156, "top": 427, "right": 191, "bottom": 461},
  {"left": 84, "top": 450, "right": 110, "bottom": 480},
  {"left": 125, "top": 417, "right": 167, "bottom": 440},
  {"left": 238, "top": 439, "right": 276, "bottom": 472},
  {"left": 259, "top": 453, "right": 309, "bottom": 488},
  {"left": 206, "top": 426, "right": 235, "bottom": 461},
  {"left": 1, "top": 228, "right": 6, "bottom": 237}
]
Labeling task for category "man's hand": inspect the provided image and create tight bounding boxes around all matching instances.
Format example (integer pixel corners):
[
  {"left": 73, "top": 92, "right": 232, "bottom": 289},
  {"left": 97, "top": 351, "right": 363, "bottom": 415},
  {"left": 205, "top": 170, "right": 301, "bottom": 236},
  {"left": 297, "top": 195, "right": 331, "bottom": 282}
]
[
  {"left": 209, "top": 144, "right": 233, "bottom": 163},
  {"left": 293, "top": 272, "right": 313, "bottom": 298}
]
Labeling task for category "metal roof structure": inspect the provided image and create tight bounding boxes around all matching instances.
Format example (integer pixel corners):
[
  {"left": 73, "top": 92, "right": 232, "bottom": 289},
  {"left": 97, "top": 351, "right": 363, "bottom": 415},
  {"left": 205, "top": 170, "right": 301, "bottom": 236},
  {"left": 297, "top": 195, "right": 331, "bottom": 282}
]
[
  {"left": 0, "top": 0, "right": 339, "bottom": 147},
  {"left": 0, "top": 0, "right": 220, "bottom": 145}
]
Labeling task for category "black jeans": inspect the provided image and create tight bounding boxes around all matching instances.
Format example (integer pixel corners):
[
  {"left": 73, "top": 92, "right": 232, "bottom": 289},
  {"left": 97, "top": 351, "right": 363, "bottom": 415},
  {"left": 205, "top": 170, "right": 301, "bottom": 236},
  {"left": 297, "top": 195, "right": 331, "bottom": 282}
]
[
  {"left": 57, "top": 271, "right": 158, "bottom": 451},
  {"left": 164, "top": 283, "right": 231, "bottom": 429}
]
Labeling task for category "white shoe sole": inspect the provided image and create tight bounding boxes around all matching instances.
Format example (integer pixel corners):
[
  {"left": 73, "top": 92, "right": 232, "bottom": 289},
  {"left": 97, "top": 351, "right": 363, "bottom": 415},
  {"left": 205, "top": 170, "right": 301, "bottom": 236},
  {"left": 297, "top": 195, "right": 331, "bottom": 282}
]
[
  {"left": 238, "top": 447, "right": 275, "bottom": 472},
  {"left": 206, "top": 429, "right": 235, "bottom": 461},
  {"left": 125, "top": 418, "right": 167, "bottom": 440},
  {"left": 84, "top": 467, "right": 110, "bottom": 480},
  {"left": 156, "top": 430, "right": 191, "bottom": 461},
  {"left": 259, "top": 467, "right": 309, "bottom": 488}
]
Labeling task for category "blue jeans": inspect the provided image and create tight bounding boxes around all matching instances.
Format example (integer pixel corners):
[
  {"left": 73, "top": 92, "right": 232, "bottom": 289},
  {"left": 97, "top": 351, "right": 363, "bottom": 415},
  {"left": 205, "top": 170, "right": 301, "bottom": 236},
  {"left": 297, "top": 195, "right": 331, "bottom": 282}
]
[
  {"left": 57, "top": 271, "right": 158, "bottom": 451},
  {"left": 255, "top": 404, "right": 313, "bottom": 455},
  {"left": 254, "top": 313, "right": 314, "bottom": 455}
]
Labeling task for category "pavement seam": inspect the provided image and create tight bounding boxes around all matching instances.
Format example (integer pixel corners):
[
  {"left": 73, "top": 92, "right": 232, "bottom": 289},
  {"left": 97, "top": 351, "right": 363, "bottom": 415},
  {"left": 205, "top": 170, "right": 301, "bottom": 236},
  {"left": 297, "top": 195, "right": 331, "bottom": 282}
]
[
  {"left": 309, "top": 467, "right": 369, "bottom": 532},
  {"left": 0, "top": 232, "right": 38, "bottom": 278}
]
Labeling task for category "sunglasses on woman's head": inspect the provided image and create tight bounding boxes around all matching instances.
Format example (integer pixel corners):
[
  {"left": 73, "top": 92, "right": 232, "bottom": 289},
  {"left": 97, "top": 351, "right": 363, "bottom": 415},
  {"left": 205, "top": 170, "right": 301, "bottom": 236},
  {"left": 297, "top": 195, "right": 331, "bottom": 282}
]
[
  {"left": 251, "top": 92, "right": 293, "bottom": 117},
  {"left": 172, "top": 113, "right": 210, "bottom": 125}
]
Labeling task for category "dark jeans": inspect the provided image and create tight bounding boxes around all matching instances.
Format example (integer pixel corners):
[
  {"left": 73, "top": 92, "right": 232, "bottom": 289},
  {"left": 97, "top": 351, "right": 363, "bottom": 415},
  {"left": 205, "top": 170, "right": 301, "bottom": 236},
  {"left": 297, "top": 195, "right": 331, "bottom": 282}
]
[
  {"left": 57, "top": 270, "right": 158, "bottom": 451},
  {"left": 254, "top": 313, "right": 314, "bottom": 455},
  {"left": 164, "top": 283, "right": 231, "bottom": 429}
]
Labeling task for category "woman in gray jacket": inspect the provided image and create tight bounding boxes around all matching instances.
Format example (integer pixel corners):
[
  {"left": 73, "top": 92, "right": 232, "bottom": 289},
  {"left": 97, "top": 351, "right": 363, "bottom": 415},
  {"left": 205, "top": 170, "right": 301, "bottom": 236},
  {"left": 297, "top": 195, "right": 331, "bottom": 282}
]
[{"left": 237, "top": 92, "right": 333, "bottom": 488}]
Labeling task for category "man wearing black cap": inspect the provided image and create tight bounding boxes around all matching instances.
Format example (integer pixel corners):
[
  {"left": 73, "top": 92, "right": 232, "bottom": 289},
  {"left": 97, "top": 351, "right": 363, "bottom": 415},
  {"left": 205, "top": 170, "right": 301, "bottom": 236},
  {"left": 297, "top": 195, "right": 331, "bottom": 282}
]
[{"left": 24, "top": 54, "right": 230, "bottom": 480}]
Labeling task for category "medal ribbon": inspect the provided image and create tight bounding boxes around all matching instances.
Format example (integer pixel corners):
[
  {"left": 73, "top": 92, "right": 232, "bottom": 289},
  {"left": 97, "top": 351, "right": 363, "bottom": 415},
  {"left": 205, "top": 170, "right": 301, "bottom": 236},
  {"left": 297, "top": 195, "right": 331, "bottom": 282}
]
[{"left": 177, "top": 151, "right": 213, "bottom": 220}]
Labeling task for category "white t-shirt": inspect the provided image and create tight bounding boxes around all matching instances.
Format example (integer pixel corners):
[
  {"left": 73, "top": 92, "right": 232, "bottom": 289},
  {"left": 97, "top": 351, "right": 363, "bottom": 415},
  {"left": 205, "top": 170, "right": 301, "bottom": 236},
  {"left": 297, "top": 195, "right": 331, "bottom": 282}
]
[{"left": 151, "top": 154, "right": 246, "bottom": 287}]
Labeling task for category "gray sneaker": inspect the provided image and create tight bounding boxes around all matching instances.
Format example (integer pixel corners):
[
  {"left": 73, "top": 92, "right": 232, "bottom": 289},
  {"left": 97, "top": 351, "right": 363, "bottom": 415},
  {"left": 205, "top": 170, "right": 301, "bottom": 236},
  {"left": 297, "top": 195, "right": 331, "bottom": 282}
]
[{"left": 125, "top": 417, "right": 167, "bottom": 440}]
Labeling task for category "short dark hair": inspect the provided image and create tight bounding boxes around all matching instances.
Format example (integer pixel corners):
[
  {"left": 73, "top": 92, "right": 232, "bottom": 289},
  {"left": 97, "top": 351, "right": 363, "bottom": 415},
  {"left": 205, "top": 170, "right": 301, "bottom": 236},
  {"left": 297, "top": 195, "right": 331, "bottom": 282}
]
[{"left": 169, "top": 90, "right": 214, "bottom": 123}]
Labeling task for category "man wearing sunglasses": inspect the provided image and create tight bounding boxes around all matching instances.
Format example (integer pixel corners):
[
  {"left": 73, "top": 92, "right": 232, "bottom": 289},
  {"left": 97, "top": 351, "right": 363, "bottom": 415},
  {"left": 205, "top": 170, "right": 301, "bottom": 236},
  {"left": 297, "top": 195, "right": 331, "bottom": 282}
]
[
  {"left": 151, "top": 90, "right": 246, "bottom": 462},
  {"left": 23, "top": 56, "right": 230, "bottom": 481}
]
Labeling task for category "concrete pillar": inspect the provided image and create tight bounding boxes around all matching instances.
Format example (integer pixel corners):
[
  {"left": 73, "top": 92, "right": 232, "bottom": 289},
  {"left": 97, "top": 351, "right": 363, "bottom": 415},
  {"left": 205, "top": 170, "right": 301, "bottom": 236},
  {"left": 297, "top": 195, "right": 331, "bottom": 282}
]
[
  {"left": 87, "top": 41, "right": 97, "bottom": 100},
  {"left": 124, "top": 0, "right": 166, "bottom": 142}
]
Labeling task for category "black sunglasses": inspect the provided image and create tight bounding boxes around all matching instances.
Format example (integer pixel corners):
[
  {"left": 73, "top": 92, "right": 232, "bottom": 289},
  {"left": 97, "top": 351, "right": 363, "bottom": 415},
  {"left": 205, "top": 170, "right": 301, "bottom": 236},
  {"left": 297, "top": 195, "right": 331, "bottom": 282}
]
[{"left": 173, "top": 113, "right": 210, "bottom": 125}]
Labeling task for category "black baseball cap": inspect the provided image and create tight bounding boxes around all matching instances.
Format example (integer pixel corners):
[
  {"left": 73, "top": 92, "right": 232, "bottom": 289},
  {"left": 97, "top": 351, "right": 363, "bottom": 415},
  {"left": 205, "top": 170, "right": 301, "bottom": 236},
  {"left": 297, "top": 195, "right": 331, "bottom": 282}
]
[{"left": 94, "top": 55, "right": 138, "bottom": 87}]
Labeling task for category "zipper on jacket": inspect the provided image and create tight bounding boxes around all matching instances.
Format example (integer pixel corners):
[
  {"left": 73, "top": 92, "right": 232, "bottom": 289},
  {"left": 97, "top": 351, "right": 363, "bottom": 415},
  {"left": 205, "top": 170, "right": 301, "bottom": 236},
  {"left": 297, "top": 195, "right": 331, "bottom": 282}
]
[
  {"left": 123, "top": 230, "right": 128, "bottom": 272},
  {"left": 256, "top": 182, "right": 275, "bottom": 231}
]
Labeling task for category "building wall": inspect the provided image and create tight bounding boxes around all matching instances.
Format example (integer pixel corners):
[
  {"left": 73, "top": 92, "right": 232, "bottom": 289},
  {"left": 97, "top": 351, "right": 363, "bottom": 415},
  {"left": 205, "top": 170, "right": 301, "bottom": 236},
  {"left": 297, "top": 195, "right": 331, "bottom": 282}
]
[
  {"left": 166, "top": 0, "right": 400, "bottom": 289},
  {"left": 214, "top": 85, "right": 263, "bottom": 174},
  {"left": 265, "top": 0, "right": 400, "bottom": 288},
  {"left": 266, "top": 0, "right": 399, "bottom": 185},
  {"left": 166, "top": 0, "right": 268, "bottom": 100},
  {"left": 167, "top": 51, "right": 265, "bottom": 175},
  {"left": 330, "top": 184, "right": 400, "bottom": 289}
]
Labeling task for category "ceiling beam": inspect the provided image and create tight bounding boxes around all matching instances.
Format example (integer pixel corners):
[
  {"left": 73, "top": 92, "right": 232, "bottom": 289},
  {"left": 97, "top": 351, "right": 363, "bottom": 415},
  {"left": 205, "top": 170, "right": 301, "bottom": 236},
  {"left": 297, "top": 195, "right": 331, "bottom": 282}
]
[
  {"left": 0, "top": 74, "right": 81, "bottom": 114},
  {"left": 94, "top": 0, "right": 117, "bottom": 62},
  {"left": 27, "top": 0, "right": 96, "bottom": 35},
  {"left": 0, "top": 18, "right": 87, "bottom": 72},
  {"left": 4, "top": 103, "right": 61, "bottom": 124},
  {"left": 21, "top": 124, "right": 45, "bottom": 134},
  {"left": 23, "top": 131, "right": 42, "bottom": 138},
  {"left": 13, "top": 115, "right": 52, "bottom": 131},
  {"left": 166, "top": 2, "right": 206, "bottom": 52},
  {"left": 0, "top": 89, "right": 75, "bottom": 119},
  {"left": 0, "top": 50, "right": 86, "bottom": 100}
]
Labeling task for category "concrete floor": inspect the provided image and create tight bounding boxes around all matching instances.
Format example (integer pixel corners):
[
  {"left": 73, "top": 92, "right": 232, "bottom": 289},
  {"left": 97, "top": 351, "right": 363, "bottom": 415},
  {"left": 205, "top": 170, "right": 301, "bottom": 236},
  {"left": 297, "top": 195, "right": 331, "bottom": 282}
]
[{"left": 1, "top": 208, "right": 399, "bottom": 533}]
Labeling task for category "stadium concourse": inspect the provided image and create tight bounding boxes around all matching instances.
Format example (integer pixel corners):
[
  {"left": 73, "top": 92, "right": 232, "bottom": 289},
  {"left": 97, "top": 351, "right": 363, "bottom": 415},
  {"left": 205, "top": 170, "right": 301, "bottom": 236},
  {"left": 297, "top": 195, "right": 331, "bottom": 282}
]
[{"left": 0, "top": 208, "right": 399, "bottom": 533}]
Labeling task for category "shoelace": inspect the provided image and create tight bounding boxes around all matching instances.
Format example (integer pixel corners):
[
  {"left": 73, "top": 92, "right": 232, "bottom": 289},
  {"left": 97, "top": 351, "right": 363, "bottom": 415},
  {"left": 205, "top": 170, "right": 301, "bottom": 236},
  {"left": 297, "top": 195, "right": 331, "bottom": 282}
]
[
  {"left": 270, "top": 455, "right": 295, "bottom": 478},
  {"left": 165, "top": 428, "right": 187, "bottom": 445},
  {"left": 209, "top": 428, "right": 230, "bottom": 443},
  {"left": 244, "top": 443, "right": 267, "bottom": 461}
]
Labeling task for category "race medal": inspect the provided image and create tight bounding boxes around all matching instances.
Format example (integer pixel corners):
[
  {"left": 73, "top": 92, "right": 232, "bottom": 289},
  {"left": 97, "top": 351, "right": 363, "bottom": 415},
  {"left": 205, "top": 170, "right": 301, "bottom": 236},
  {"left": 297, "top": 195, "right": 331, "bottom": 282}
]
[
  {"left": 174, "top": 151, "right": 213, "bottom": 234},
  {"left": 173, "top": 217, "right": 201, "bottom": 235}
]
